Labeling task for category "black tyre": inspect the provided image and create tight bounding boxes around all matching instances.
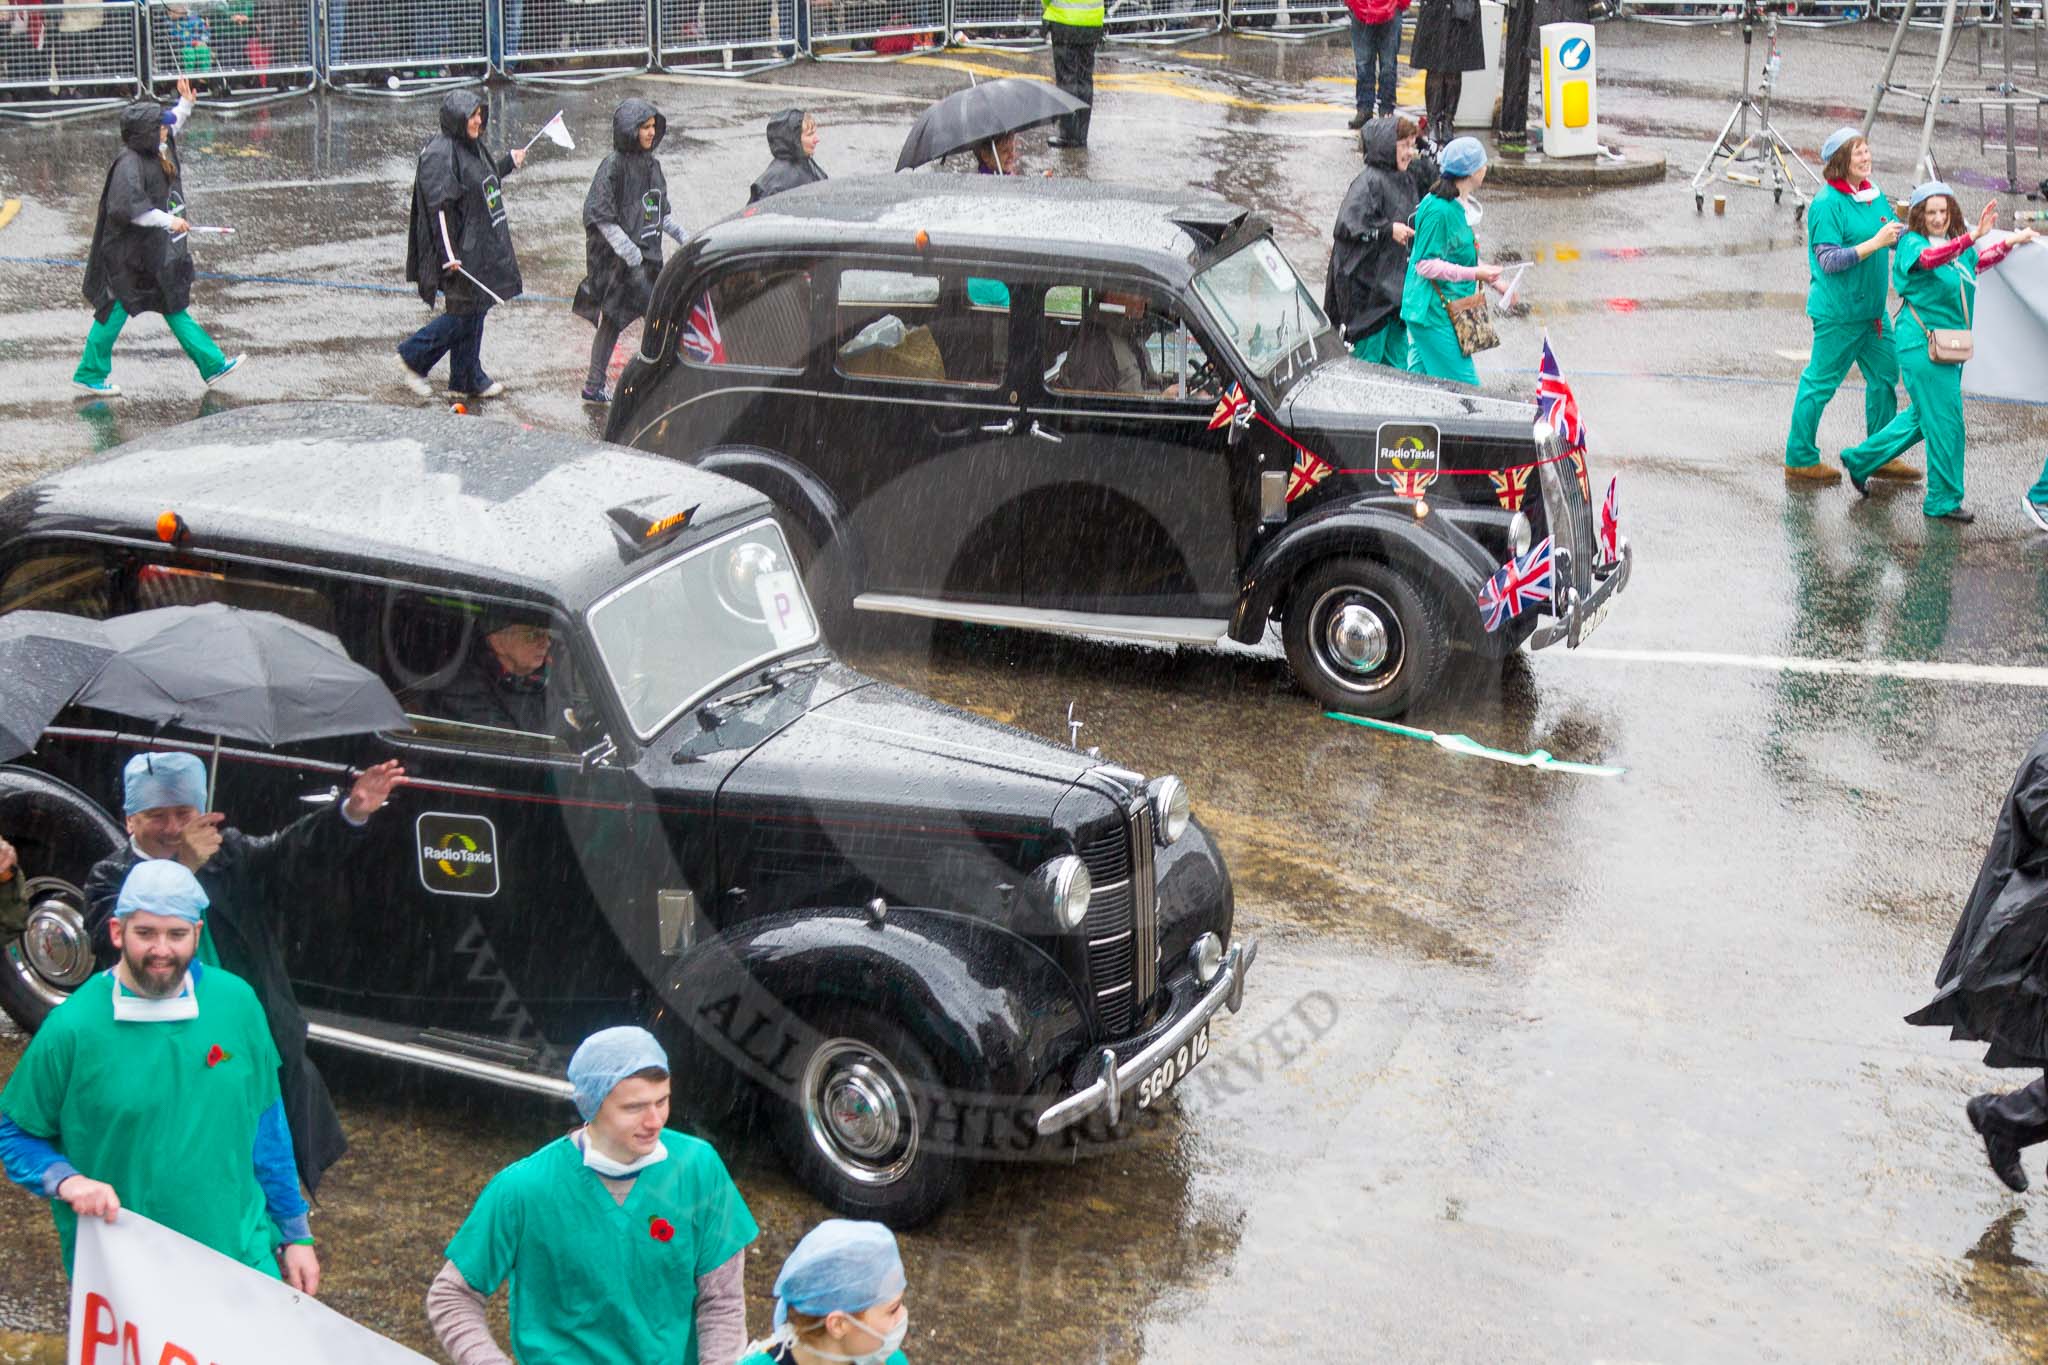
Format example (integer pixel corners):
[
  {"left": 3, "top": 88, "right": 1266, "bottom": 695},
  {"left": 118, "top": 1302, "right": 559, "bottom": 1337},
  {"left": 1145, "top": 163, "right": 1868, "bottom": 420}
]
[
  {"left": 1281, "top": 557, "right": 1447, "bottom": 718},
  {"left": 768, "top": 1006, "right": 965, "bottom": 1229},
  {"left": 0, "top": 770, "right": 123, "bottom": 1032}
]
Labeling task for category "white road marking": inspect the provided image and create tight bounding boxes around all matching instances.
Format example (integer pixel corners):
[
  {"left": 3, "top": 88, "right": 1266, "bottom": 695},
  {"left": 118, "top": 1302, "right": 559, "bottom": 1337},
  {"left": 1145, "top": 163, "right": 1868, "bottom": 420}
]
[{"left": 1564, "top": 647, "right": 2048, "bottom": 688}]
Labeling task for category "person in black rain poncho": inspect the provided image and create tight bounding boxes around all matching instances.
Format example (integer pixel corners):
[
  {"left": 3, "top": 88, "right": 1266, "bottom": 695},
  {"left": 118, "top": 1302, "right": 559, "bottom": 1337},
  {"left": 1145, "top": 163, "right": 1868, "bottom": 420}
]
[
  {"left": 748, "top": 109, "right": 827, "bottom": 204},
  {"left": 1908, "top": 734, "right": 2048, "bottom": 1192},
  {"left": 1325, "top": 114, "right": 1436, "bottom": 369},
  {"left": 74, "top": 79, "right": 245, "bottom": 399},
  {"left": 400, "top": 91, "right": 526, "bottom": 402},
  {"left": 572, "top": 98, "right": 687, "bottom": 405}
]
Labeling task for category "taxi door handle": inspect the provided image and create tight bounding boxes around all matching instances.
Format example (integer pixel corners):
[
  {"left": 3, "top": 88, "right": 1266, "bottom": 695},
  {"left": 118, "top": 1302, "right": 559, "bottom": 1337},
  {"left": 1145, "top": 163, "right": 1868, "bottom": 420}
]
[
  {"left": 981, "top": 417, "right": 1019, "bottom": 435},
  {"left": 299, "top": 786, "right": 340, "bottom": 806},
  {"left": 1029, "top": 420, "right": 1064, "bottom": 444}
]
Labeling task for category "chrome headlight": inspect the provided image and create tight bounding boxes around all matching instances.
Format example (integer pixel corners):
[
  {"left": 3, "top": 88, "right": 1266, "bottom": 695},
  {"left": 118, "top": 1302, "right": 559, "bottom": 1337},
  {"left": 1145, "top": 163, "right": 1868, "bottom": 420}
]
[
  {"left": 714, "top": 539, "right": 782, "bottom": 622},
  {"left": 1531, "top": 418, "right": 1563, "bottom": 460},
  {"left": 1033, "top": 855, "right": 1092, "bottom": 932},
  {"left": 1508, "top": 511, "right": 1533, "bottom": 559},
  {"left": 1190, "top": 932, "right": 1224, "bottom": 985},
  {"left": 1147, "top": 776, "right": 1191, "bottom": 846}
]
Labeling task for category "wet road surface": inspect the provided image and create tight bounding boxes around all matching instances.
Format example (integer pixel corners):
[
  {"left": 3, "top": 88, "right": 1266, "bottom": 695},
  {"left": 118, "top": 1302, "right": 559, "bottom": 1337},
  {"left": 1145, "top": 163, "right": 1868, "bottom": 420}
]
[{"left": 2, "top": 17, "right": 2048, "bottom": 1362}]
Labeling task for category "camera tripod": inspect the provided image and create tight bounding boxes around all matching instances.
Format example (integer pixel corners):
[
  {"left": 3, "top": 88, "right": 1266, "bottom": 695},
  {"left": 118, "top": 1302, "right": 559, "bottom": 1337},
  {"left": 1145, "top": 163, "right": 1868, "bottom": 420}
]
[{"left": 1690, "top": 0, "right": 1823, "bottom": 219}]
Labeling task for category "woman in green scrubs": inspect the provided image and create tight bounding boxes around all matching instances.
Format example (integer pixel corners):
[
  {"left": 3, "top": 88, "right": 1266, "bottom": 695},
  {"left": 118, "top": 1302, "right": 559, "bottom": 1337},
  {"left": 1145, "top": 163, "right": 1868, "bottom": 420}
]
[
  {"left": 1842, "top": 182, "right": 2037, "bottom": 523},
  {"left": 1400, "top": 136, "right": 1503, "bottom": 385},
  {"left": 1784, "top": 128, "right": 1913, "bottom": 485},
  {"left": 741, "top": 1219, "right": 910, "bottom": 1365}
]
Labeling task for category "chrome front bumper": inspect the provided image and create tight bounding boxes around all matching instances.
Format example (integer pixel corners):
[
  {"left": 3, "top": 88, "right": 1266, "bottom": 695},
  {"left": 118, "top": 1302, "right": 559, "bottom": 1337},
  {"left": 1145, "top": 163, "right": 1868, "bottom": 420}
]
[
  {"left": 1528, "top": 538, "right": 1632, "bottom": 651},
  {"left": 1035, "top": 938, "right": 1259, "bottom": 1138}
]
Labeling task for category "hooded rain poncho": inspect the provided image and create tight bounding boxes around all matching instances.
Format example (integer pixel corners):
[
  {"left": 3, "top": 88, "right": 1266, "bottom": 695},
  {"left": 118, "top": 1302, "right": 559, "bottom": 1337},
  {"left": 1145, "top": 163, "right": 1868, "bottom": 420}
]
[
  {"left": 748, "top": 109, "right": 827, "bottom": 203},
  {"left": 572, "top": 98, "right": 674, "bottom": 328},
  {"left": 406, "top": 90, "right": 523, "bottom": 317},
  {"left": 81, "top": 102, "right": 194, "bottom": 323},
  {"left": 1907, "top": 734, "right": 2048, "bottom": 1068},
  {"left": 1324, "top": 116, "right": 1426, "bottom": 344}
]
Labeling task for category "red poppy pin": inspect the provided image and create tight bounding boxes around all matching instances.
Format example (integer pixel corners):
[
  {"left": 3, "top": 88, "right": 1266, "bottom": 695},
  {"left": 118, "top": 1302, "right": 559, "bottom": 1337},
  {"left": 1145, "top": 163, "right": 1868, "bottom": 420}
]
[
  {"left": 205, "top": 1044, "right": 230, "bottom": 1068},
  {"left": 648, "top": 1216, "right": 674, "bottom": 1243}
]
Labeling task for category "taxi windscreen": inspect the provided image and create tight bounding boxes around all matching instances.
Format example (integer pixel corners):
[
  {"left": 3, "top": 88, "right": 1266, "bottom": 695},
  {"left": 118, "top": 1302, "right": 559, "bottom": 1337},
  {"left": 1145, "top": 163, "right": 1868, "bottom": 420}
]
[
  {"left": 1191, "top": 237, "right": 1331, "bottom": 378},
  {"left": 585, "top": 521, "right": 819, "bottom": 740}
]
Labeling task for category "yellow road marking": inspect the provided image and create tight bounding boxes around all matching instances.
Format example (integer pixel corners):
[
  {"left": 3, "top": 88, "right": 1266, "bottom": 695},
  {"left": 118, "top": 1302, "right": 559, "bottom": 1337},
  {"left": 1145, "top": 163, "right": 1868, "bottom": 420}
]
[
  {"left": 0, "top": 199, "right": 19, "bottom": 232},
  {"left": 907, "top": 50, "right": 1408, "bottom": 113}
]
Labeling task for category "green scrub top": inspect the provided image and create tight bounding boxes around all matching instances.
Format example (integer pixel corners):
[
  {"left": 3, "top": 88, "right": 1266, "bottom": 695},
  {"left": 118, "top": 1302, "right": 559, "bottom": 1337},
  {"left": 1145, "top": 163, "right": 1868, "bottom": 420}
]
[
  {"left": 446, "top": 1129, "right": 759, "bottom": 1365},
  {"left": 1806, "top": 184, "right": 1897, "bottom": 323},
  {"left": 1891, "top": 231, "right": 1978, "bottom": 340},
  {"left": 0, "top": 965, "right": 281, "bottom": 1276},
  {"left": 1399, "top": 194, "right": 1478, "bottom": 329}
]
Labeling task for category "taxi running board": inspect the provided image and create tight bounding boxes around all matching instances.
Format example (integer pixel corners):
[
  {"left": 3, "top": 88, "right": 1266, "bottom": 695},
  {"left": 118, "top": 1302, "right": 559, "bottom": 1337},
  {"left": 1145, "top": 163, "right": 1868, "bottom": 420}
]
[
  {"left": 306, "top": 1020, "right": 574, "bottom": 1102},
  {"left": 853, "top": 594, "right": 1233, "bottom": 647}
]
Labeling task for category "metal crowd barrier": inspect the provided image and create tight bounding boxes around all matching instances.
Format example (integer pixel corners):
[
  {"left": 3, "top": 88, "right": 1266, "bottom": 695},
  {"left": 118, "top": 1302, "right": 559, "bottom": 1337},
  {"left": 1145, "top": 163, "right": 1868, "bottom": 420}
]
[
  {"left": 321, "top": 0, "right": 490, "bottom": 92},
  {"left": 1871, "top": 0, "right": 1996, "bottom": 22},
  {"left": 805, "top": 0, "right": 946, "bottom": 59},
  {"left": 498, "top": 0, "right": 654, "bottom": 81},
  {"left": 1106, "top": 0, "right": 1227, "bottom": 41},
  {"left": 0, "top": 2, "right": 144, "bottom": 120},
  {"left": 1224, "top": 0, "right": 1345, "bottom": 36},
  {"left": 1619, "top": 1, "right": 1738, "bottom": 25},
  {"left": 658, "top": 0, "right": 803, "bottom": 73},
  {"left": 948, "top": 0, "right": 1046, "bottom": 47},
  {"left": 146, "top": 0, "right": 318, "bottom": 106},
  {"left": 1776, "top": 0, "right": 1870, "bottom": 26}
]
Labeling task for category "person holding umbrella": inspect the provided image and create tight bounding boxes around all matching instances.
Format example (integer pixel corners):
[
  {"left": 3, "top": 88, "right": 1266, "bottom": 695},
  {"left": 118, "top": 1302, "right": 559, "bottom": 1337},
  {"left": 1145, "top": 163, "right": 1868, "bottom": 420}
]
[
  {"left": 573, "top": 98, "right": 687, "bottom": 406},
  {"left": 81, "top": 750, "right": 405, "bottom": 1195},
  {"left": 73, "top": 77, "right": 245, "bottom": 399},
  {"left": 400, "top": 91, "right": 527, "bottom": 403},
  {"left": 895, "top": 79, "right": 1085, "bottom": 176}
]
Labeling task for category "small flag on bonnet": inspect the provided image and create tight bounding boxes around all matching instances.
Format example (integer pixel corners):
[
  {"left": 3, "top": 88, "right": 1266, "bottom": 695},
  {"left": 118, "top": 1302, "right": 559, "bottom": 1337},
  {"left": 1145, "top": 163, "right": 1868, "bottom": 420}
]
[
  {"left": 1597, "top": 477, "right": 1620, "bottom": 565},
  {"left": 1477, "top": 536, "right": 1554, "bottom": 633}
]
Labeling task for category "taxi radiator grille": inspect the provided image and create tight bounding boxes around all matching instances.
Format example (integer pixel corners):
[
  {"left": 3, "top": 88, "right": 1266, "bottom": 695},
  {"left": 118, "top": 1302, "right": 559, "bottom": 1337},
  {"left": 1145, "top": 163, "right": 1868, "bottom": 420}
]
[{"left": 1080, "top": 822, "right": 1137, "bottom": 1037}]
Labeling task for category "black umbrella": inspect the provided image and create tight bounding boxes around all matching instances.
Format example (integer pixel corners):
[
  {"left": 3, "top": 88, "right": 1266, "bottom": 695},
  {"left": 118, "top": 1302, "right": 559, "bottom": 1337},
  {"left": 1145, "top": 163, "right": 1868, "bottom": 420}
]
[
  {"left": 73, "top": 603, "right": 410, "bottom": 800},
  {"left": 895, "top": 78, "right": 1089, "bottom": 171},
  {"left": 0, "top": 611, "right": 117, "bottom": 764}
]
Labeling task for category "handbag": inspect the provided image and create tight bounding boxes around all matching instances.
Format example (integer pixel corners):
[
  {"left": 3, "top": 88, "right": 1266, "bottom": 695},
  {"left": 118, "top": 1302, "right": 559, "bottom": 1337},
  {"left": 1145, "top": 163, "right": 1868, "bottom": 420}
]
[
  {"left": 1434, "top": 280, "right": 1499, "bottom": 356},
  {"left": 1903, "top": 272, "right": 1973, "bottom": 365}
]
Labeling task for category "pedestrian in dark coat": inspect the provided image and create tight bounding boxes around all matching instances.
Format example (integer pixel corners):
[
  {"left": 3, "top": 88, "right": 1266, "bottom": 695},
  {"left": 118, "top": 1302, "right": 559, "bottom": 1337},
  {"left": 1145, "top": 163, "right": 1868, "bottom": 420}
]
[
  {"left": 749, "top": 108, "right": 828, "bottom": 203},
  {"left": 73, "top": 78, "right": 244, "bottom": 399},
  {"left": 1908, "top": 734, "right": 2048, "bottom": 1193},
  {"left": 399, "top": 90, "right": 526, "bottom": 402},
  {"left": 1410, "top": 0, "right": 1485, "bottom": 146},
  {"left": 80, "top": 752, "right": 406, "bottom": 1195},
  {"left": 1325, "top": 114, "right": 1427, "bottom": 367},
  {"left": 572, "top": 97, "right": 686, "bottom": 404}
]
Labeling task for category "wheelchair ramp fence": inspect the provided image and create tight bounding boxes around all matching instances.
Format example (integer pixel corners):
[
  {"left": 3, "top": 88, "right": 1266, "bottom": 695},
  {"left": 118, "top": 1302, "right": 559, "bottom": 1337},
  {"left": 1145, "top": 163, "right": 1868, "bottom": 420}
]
[
  {"left": 806, "top": 0, "right": 946, "bottom": 60},
  {"left": 949, "top": 0, "right": 1050, "bottom": 48},
  {"left": 657, "top": 0, "right": 802, "bottom": 73},
  {"left": 498, "top": 0, "right": 656, "bottom": 82},
  {"left": 1108, "top": 0, "right": 1225, "bottom": 42},
  {"left": 0, "top": 2, "right": 144, "bottom": 121},
  {"left": 146, "top": 0, "right": 318, "bottom": 108},
  {"left": 320, "top": 0, "right": 490, "bottom": 93}
]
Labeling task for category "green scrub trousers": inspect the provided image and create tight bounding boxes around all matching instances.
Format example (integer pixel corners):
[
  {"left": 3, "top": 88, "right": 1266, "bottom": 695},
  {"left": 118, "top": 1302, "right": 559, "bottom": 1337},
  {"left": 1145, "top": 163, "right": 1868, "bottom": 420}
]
[
  {"left": 1406, "top": 319, "right": 1478, "bottom": 385},
  {"left": 1351, "top": 318, "right": 1407, "bottom": 367},
  {"left": 2028, "top": 457, "right": 2048, "bottom": 508},
  {"left": 1840, "top": 338, "right": 1966, "bottom": 517},
  {"left": 1784, "top": 317, "right": 1898, "bottom": 467},
  {"left": 73, "top": 302, "right": 228, "bottom": 387}
]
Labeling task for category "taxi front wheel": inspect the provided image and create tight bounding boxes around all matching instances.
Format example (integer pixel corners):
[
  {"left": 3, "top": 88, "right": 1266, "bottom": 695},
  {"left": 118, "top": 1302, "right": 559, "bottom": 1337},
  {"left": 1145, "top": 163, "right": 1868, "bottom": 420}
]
[
  {"left": 0, "top": 772, "right": 125, "bottom": 1032},
  {"left": 1281, "top": 558, "right": 1447, "bottom": 718}
]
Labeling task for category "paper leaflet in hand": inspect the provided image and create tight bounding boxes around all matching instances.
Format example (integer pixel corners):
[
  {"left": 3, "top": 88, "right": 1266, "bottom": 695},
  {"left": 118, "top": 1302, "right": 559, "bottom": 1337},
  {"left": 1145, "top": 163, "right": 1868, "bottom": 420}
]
[
  {"left": 1495, "top": 262, "right": 1532, "bottom": 312},
  {"left": 523, "top": 111, "right": 574, "bottom": 153}
]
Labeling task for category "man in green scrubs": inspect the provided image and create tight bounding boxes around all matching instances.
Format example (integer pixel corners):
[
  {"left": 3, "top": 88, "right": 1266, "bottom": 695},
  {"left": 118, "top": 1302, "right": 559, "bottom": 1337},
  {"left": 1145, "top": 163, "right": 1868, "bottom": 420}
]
[
  {"left": 1783, "top": 127, "right": 1913, "bottom": 484},
  {"left": 0, "top": 860, "right": 318, "bottom": 1289},
  {"left": 428, "top": 1026, "right": 758, "bottom": 1365}
]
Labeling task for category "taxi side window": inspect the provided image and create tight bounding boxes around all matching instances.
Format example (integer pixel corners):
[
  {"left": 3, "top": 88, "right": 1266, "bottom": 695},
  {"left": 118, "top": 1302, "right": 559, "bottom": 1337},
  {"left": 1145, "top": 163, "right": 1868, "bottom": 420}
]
[
  {"left": 0, "top": 545, "right": 120, "bottom": 620},
  {"left": 1043, "top": 283, "right": 1214, "bottom": 403},
  {"left": 373, "top": 590, "right": 586, "bottom": 757},
  {"left": 833, "top": 267, "right": 1009, "bottom": 388},
  {"left": 0, "top": 545, "right": 336, "bottom": 635},
  {"left": 681, "top": 267, "right": 811, "bottom": 372}
]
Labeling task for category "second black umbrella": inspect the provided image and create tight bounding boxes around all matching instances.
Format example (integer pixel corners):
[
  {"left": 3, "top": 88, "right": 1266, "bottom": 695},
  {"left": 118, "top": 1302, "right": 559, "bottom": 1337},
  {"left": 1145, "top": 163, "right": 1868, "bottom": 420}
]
[{"left": 895, "top": 78, "right": 1089, "bottom": 171}]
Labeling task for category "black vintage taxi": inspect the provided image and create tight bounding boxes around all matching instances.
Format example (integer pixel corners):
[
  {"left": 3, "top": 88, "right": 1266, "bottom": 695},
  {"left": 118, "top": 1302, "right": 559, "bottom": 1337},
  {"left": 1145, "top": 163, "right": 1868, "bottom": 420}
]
[
  {"left": 606, "top": 174, "right": 1632, "bottom": 718},
  {"left": 0, "top": 403, "right": 1252, "bottom": 1226}
]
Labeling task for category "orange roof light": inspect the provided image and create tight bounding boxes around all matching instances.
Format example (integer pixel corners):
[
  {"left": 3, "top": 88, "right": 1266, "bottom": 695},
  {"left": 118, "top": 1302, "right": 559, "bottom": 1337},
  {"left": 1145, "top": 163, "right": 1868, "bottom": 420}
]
[
  {"left": 914, "top": 229, "right": 930, "bottom": 251},
  {"left": 155, "top": 510, "right": 188, "bottom": 544}
]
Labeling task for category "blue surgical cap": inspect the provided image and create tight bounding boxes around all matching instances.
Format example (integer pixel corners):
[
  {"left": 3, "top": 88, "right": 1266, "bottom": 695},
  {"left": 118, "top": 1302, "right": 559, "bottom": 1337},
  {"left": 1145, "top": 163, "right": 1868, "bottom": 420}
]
[
  {"left": 114, "top": 859, "right": 209, "bottom": 922},
  {"left": 567, "top": 1026, "right": 669, "bottom": 1120},
  {"left": 1439, "top": 136, "right": 1487, "bottom": 178},
  {"left": 772, "top": 1220, "right": 907, "bottom": 1329},
  {"left": 1820, "top": 127, "right": 1861, "bottom": 161},
  {"left": 123, "top": 751, "right": 206, "bottom": 817},
  {"left": 1909, "top": 180, "right": 1956, "bottom": 208}
]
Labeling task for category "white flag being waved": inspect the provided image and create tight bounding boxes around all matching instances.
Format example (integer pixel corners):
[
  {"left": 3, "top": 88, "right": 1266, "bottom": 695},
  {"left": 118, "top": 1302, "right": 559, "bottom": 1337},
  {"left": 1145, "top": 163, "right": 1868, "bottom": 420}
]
[
  {"left": 522, "top": 111, "right": 574, "bottom": 154},
  {"left": 70, "top": 1212, "right": 432, "bottom": 1365}
]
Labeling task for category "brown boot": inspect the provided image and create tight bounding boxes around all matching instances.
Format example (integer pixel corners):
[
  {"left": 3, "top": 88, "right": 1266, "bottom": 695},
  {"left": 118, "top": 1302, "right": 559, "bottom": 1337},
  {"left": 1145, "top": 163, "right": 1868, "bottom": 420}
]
[
  {"left": 1784, "top": 463, "right": 1843, "bottom": 484},
  {"left": 1869, "top": 458, "right": 1923, "bottom": 481}
]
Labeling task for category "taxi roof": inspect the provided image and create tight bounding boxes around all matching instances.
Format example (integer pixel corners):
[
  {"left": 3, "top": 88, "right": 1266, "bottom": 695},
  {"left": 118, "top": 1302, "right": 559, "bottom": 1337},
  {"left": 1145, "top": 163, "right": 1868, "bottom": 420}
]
[{"left": 0, "top": 403, "right": 766, "bottom": 611}]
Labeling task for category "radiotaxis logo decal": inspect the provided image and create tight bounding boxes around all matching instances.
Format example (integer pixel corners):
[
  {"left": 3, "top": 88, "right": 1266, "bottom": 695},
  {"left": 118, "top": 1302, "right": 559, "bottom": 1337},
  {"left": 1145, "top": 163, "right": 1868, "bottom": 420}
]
[
  {"left": 1374, "top": 422, "right": 1442, "bottom": 495},
  {"left": 416, "top": 813, "right": 500, "bottom": 898}
]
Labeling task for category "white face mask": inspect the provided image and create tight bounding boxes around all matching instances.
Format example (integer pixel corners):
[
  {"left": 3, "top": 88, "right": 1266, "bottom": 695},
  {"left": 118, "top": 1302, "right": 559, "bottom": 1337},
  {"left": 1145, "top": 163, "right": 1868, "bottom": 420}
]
[
  {"left": 577, "top": 1128, "right": 668, "bottom": 1177},
  {"left": 780, "top": 1312, "right": 908, "bottom": 1365},
  {"left": 1461, "top": 194, "right": 1484, "bottom": 228}
]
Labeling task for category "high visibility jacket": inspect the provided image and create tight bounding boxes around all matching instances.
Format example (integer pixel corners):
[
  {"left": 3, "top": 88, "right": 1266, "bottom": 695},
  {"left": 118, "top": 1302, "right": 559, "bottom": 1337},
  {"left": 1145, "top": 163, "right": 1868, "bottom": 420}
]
[{"left": 1045, "top": 0, "right": 1104, "bottom": 27}]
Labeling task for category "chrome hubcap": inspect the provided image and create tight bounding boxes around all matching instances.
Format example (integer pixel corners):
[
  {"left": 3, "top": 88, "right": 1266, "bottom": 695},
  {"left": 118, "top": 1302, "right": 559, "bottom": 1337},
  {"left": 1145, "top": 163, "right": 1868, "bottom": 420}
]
[
  {"left": 9, "top": 881, "right": 93, "bottom": 1007},
  {"left": 1310, "top": 586, "right": 1404, "bottom": 694},
  {"left": 803, "top": 1039, "right": 918, "bottom": 1187},
  {"left": 1326, "top": 604, "right": 1390, "bottom": 673}
]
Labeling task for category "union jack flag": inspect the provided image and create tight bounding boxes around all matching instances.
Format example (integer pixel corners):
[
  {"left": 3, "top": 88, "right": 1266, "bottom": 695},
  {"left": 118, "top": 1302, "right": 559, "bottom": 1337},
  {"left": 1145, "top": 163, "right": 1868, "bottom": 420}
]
[
  {"left": 1597, "top": 476, "right": 1619, "bottom": 565},
  {"left": 1390, "top": 467, "right": 1436, "bottom": 499},
  {"left": 1488, "top": 465, "right": 1530, "bottom": 512},
  {"left": 1208, "top": 382, "right": 1253, "bottom": 432},
  {"left": 1535, "top": 335, "right": 1586, "bottom": 454},
  {"left": 1477, "top": 535, "right": 1554, "bottom": 633},
  {"left": 1286, "top": 447, "right": 1333, "bottom": 502},
  {"left": 1568, "top": 449, "right": 1591, "bottom": 502},
  {"left": 683, "top": 292, "right": 726, "bottom": 365}
]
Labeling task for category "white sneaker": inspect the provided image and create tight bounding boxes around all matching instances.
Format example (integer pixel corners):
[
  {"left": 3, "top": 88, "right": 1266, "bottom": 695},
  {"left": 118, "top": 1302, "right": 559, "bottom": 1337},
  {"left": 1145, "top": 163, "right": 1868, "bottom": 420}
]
[
  {"left": 72, "top": 379, "right": 121, "bottom": 398},
  {"left": 203, "top": 355, "right": 245, "bottom": 389},
  {"left": 448, "top": 381, "right": 507, "bottom": 400},
  {"left": 397, "top": 359, "right": 434, "bottom": 398},
  {"left": 2023, "top": 494, "right": 2048, "bottom": 534}
]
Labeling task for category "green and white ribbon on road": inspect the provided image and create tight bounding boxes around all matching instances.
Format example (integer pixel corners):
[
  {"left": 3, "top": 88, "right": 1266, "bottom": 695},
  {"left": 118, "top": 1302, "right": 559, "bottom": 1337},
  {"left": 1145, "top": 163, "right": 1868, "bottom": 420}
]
[{"left": 1324, "top": 712, "right": 1626, "bottom": 777}]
